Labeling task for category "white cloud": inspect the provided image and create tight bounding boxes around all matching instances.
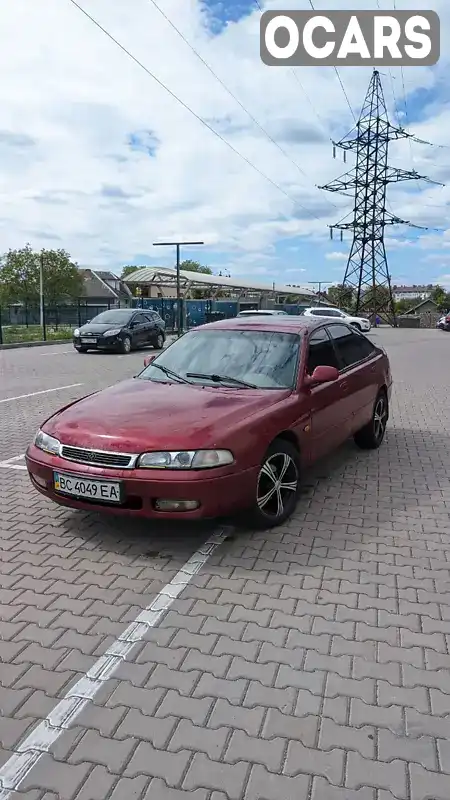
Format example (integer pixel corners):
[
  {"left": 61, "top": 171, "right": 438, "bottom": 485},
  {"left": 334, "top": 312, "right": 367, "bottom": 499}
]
[
  {"left": 0, "top": 0, "right": 448, "bottom": 281},
  {"left": 325, "top": 251, "right": 347, "bottom": 261}
]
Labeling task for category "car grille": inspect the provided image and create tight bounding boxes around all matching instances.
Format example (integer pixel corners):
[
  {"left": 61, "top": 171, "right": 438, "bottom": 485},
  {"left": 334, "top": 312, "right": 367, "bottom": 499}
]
[{"left": 60, "top": 445, "right": 136, "bottom": 469}]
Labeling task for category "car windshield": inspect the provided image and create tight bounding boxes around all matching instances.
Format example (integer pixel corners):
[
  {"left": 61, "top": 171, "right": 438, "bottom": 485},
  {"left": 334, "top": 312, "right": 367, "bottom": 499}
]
[
  {"left": 89, "top": 310, "right": 133, "bottom": 325},
  {"left": 139, "top": 329, "right": 301, "bottom": 389}
]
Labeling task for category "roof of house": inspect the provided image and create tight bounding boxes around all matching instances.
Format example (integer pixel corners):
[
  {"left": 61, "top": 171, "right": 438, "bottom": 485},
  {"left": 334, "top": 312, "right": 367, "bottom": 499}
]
[
  {"left": 79, "top": 269, "right": 132, "bottom": 299},
  {"left": 393, "top": 285, "right": 431, "bottom": 293},
  {"left": 406, "top": 298, "right": 438, "bottom": 313}
]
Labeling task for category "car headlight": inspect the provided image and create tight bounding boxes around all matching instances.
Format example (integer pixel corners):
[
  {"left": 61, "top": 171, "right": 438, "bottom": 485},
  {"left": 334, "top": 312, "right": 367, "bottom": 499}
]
[
  {"left": 103, "top": 328, "right": 122, "bottom": 337},
  {"left": 34, "top": 429, "right": 61, "bottom": 456},
  {"left": 137, "top": 449, "right": 234, "bottom": 469},
  {"left": 73, "top": 328, "right": 80, "bottom": 337}
]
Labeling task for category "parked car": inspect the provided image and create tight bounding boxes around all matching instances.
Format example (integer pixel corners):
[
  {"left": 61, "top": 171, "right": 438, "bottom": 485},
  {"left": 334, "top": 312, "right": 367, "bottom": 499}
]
[
  {"left": 73, "top": 308, "right": 165, "bottom": 354},
  {"left": 236, "top": 309, "right": 288, "bottom": 317},
  {"left": 303, "top": 307, "right": 371, "bottom": 332},
  {"left": 437, "top": 314, "right": 450, "bottom": 331},
  {"left": 27, "top": 316, "right": 391, "bottom": 528}
]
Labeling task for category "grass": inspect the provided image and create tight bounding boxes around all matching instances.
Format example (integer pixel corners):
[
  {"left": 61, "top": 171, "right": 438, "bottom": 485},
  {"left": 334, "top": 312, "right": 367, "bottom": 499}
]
[{"left": 1, "top": 324, "right": 73, "bottom": 345}]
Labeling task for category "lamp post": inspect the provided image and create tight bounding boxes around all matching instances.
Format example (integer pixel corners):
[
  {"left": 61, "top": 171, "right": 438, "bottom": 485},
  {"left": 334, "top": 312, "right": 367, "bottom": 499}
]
[{"left": 153, "top": 241, "right": 204, "bottom": 336}]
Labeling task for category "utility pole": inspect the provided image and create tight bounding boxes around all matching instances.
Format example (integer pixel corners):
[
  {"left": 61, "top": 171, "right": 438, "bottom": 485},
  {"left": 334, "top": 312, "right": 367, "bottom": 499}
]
[
  {"left": 153, "top": 241, "right": 204, "bottom": 336},
  {"left": 319, "top": 69, "right": 442, "bottom": 327},
  {"left": 39, "top": 250, "right": 45, "bottom": 328},
  {"left": 308, "top": 281, "right": 331, "bottom": 304}
]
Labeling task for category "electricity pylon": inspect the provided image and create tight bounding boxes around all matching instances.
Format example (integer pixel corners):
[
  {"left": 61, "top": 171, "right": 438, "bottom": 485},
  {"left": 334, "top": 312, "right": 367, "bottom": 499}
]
[{"left": 319, "top": 69, "right": 442, "bottom": 326}]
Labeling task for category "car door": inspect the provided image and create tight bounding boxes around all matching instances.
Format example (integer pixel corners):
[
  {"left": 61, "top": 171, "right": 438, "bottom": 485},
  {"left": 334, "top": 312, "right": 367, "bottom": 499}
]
[
  {"left": 130, "top": 313, "right": 149, "bottom": 347},
  {"left": 326, "top": 324, "right": 379, "bottom": 433},
  {"left": 143, "top": 312, "right": 158, "bottom": 344},
  {"left": 303, "top": 326, "right": 351, "bottom": 462}
]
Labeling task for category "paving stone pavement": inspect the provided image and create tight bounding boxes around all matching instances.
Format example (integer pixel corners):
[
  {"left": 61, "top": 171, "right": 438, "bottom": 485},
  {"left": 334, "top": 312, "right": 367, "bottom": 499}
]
[{"left": 1, "top": 329, "right": 450, "bottom": 799}]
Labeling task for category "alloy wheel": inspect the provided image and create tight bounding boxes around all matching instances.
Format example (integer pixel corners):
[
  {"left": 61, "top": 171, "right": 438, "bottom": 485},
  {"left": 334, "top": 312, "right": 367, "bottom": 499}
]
[
  {"left": 256, "top": 452, "right": 298, "bottom": 520},
  {"left": 373, "top": 394, "right": 387, "bottom": 442},
  {"left": 123, "top": 336, "right": 131, "bottom": 353},
  {"left": 156, "top": 334, "right": 164, "bottom": 349}
]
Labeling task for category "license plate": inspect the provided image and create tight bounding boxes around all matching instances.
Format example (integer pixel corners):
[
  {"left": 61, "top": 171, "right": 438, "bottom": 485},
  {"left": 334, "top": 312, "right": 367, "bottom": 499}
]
[
  {"left": 81, "top": 338, "right": 96, "bottom": 344},
  {"left": 54, "top": 472, "right": 122, "bottom": 503}
]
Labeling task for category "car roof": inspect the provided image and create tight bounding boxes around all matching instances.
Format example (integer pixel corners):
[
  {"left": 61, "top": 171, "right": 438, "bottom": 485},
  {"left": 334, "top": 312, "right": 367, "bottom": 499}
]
[
  {"left": 190, "top": 315, "right": 341, "bottom": 334},
  {"left": 237, "top": 309, "right": 286, "bottom": 314}
]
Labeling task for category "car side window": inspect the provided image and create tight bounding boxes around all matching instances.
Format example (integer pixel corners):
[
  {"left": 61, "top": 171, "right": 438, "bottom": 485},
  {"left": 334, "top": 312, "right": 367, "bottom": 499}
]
[
  {"left": 144, "top": 313, "right": 156, "bottom": 323},
  {"left": 133, "top": 313, "right": 147, "bottom": 325},
  {"left": 327, "top": 324, "right": 375, "bottom": 368},
  {"left": 306, "top": 328, "right": 340, "bottom": 373}
]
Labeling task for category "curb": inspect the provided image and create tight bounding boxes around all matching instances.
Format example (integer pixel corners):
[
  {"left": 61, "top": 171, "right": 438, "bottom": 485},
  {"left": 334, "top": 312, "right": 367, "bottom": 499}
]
[
  {"left": 0, "top": 334, "right": 178, "bottom": 351},
  {"left": 0, "top": 339, "right": 71, "bottom": 351}
]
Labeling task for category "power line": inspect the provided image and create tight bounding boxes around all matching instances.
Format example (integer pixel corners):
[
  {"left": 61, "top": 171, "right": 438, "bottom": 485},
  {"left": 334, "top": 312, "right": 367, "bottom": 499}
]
[
  {"left": 253, "top": 0, "right": 331, "bottom": 139},
  {"left": 147, "top": 0, "right": 337, "bottom": 208},
  {"left": 66, "top": 0, "right": 327, "bottom": 223},
  {"left": 306, "top": 0, "right": 357, "bottom": 124}
]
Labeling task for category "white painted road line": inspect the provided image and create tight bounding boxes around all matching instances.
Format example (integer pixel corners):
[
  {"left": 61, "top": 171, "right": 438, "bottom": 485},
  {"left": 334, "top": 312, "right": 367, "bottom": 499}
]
[
  {"left": 0, "top": 384, "right": 83, "bottom": 404},
  {"left": 0, "top": 526, "right": 230, "bottom": 799},
  {"left": 39, "top": 350, "right": 74, "bottom": 357},
  {"left": 0, "top": 454, "right": 27, "bottom": 471}
]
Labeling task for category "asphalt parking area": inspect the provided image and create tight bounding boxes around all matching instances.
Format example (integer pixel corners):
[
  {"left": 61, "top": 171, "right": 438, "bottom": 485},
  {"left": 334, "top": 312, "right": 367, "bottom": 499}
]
[{"left": 1, "top": 329, "right": 450, "bottom": 800}]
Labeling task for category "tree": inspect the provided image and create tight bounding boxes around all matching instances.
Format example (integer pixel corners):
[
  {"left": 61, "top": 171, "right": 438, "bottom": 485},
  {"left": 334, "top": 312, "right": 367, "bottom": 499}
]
[
  {"left": 180, "top": 259, "right": 212, "bottom": 275},
  {"left": 0, "top": 245, "right": 83, "bottom": 305},
  {"left": 395, "top": 297, "right": 417, "bottom": 314},
  {"left": 430, "top": 284, "right": 448, "bottom": 309},
  {"left": 326, "top": 284, "right": 355, "bottom": 310},
  {"left": 120, "top": 265, "right": 141, "bottom": 280}
]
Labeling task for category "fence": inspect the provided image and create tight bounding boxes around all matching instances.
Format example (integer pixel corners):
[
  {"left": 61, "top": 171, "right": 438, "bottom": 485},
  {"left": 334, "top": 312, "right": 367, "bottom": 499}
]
[{"left": 0, "top": 298, "right": 313, "bottom": 346}]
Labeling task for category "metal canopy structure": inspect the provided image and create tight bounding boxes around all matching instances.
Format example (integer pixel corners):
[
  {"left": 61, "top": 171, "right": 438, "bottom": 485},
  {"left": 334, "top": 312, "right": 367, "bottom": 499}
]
[{"left": 124, "top": 267, "right": 318, "bottom": 300}]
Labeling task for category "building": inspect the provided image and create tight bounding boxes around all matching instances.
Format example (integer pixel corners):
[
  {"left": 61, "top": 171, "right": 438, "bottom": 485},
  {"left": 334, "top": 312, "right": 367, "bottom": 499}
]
[
  {"left": 392, "top": 285, "right": 432, "bottom": 302},
  {"left": 79, "top": 269, "right": 133, "bottom": 306}
]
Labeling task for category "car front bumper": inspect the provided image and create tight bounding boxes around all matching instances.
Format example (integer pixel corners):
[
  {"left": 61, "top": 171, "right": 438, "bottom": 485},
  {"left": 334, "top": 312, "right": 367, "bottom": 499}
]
[
  {"left": 25, "top": 445, "right": 258, "bottom": 520},
  {"left": 73, "top": 335, "right": 122, "bottom": 350}
]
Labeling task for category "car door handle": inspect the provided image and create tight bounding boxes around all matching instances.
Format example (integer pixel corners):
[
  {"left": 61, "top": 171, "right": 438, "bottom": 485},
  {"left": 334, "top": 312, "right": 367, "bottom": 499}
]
[{"left": 339, "top": 381, "right": 349, "bottom": 392}]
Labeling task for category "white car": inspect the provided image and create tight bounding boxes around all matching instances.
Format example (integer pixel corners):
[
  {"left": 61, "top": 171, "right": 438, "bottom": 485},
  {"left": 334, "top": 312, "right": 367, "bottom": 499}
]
[
  {"left": 236, "top": 309, "right": 288, "bottom": 318},
  {"left": 302, "top": 307, "right": 371, "bottom": 332}
]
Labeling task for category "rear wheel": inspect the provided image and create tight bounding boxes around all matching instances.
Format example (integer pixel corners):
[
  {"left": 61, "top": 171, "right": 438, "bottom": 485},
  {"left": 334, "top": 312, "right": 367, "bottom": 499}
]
[
  {"left": 354, "top": 390, "right": 388, "bottom": 450},
  {"left": 246, "top": 439, "right": 300, "bottom": 529},
  {"left": 120, "top": 336, "right": 132, "bottom": 354},
  {"left": 154, "top": 332, "right": 165, "bottom": 349}
]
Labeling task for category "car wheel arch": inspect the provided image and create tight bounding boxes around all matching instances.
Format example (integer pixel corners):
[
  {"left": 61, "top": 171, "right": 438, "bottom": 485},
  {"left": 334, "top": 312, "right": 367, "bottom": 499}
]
[{"left": 269, "top": 429, "right": 301, "bottom": 454}]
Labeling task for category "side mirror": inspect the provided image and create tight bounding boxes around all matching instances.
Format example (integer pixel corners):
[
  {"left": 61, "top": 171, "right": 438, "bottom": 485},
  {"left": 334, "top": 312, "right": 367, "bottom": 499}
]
[
  {"left": 144, "top": 354, "right": 156, "bottom": 367},
  {"left": 304, "top": 365, "right": 339, "bottom": 386}
]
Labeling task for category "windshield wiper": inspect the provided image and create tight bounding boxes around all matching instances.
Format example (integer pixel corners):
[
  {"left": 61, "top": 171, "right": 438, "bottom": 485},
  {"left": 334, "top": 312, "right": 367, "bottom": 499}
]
[
  {"left": 150, "top": 363, "right": 192, "bottom": 384},
  {"left": 186, "top": 372, "right": 257, "bottom": 389}
]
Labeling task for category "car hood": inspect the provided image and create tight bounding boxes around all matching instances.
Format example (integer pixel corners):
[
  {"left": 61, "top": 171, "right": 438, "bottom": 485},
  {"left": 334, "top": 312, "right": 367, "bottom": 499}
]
[
  {"left": 78, "top": 323, "right": 125, "bottom": 335},
  {"left": 44, "top": 378, "right": 289, "bottom": 452}
]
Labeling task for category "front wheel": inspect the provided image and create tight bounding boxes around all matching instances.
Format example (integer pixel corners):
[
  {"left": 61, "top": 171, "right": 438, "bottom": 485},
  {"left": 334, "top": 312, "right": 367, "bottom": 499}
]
[
  {"left": 75, "top": 346, "right": 88, "bottom": 353},
  {"left": 351, "top": 322, "right": 362, "bottom": 332},
  {"left": 245, "top": 439, "right": 300, "bottom": 529},
  {"left": 354, "top": 390, "right": 388, "bottom": 450},
  {"left": 120, "top": 336, "right": 132, "bottom": 354},
  {"left": 154, "top": 332, "right": 165, "bottom": 349}
]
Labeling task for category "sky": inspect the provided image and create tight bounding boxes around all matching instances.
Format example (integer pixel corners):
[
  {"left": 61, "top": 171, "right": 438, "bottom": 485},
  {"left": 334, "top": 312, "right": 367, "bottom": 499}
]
[{"left": 0, "top": 0, "right": 450, "bottom": 290}]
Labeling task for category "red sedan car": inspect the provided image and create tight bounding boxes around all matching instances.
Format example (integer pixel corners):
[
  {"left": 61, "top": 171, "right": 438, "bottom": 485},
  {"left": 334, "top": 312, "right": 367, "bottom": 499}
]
[{"left": 26, "top": 316, "right": 392, "bottom": 528}]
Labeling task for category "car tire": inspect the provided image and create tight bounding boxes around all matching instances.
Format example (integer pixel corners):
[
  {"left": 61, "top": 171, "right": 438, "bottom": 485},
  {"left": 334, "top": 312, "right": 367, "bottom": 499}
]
[
  {"left": 120, "top": 336, "right": 132, "bottom": 354},
  {"left": 351, "top": 322, "right": 362, "bottom": 332},
  {"left": 245, "top": 439, "right": 300, "bottom": 529},
  {"left": 154, "top": 332, "right": 165, "bottom": 350},
  {"left": 354, "top": 389, "right": 388, "bottom": 450},
  {"left": 75, "top": 346, "right": 88, "bottom": 353}
]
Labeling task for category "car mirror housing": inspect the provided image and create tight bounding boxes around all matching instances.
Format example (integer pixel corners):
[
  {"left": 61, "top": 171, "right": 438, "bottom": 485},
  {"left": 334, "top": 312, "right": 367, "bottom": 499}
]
[{"left": 304, "top": 365, "right": 339, "bottom": 386}]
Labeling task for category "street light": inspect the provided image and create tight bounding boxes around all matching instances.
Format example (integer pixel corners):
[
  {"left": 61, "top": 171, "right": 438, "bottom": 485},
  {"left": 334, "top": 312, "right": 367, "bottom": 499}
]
[{"left": 153, "top": 241, "right": 204, "bottom": 336}]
